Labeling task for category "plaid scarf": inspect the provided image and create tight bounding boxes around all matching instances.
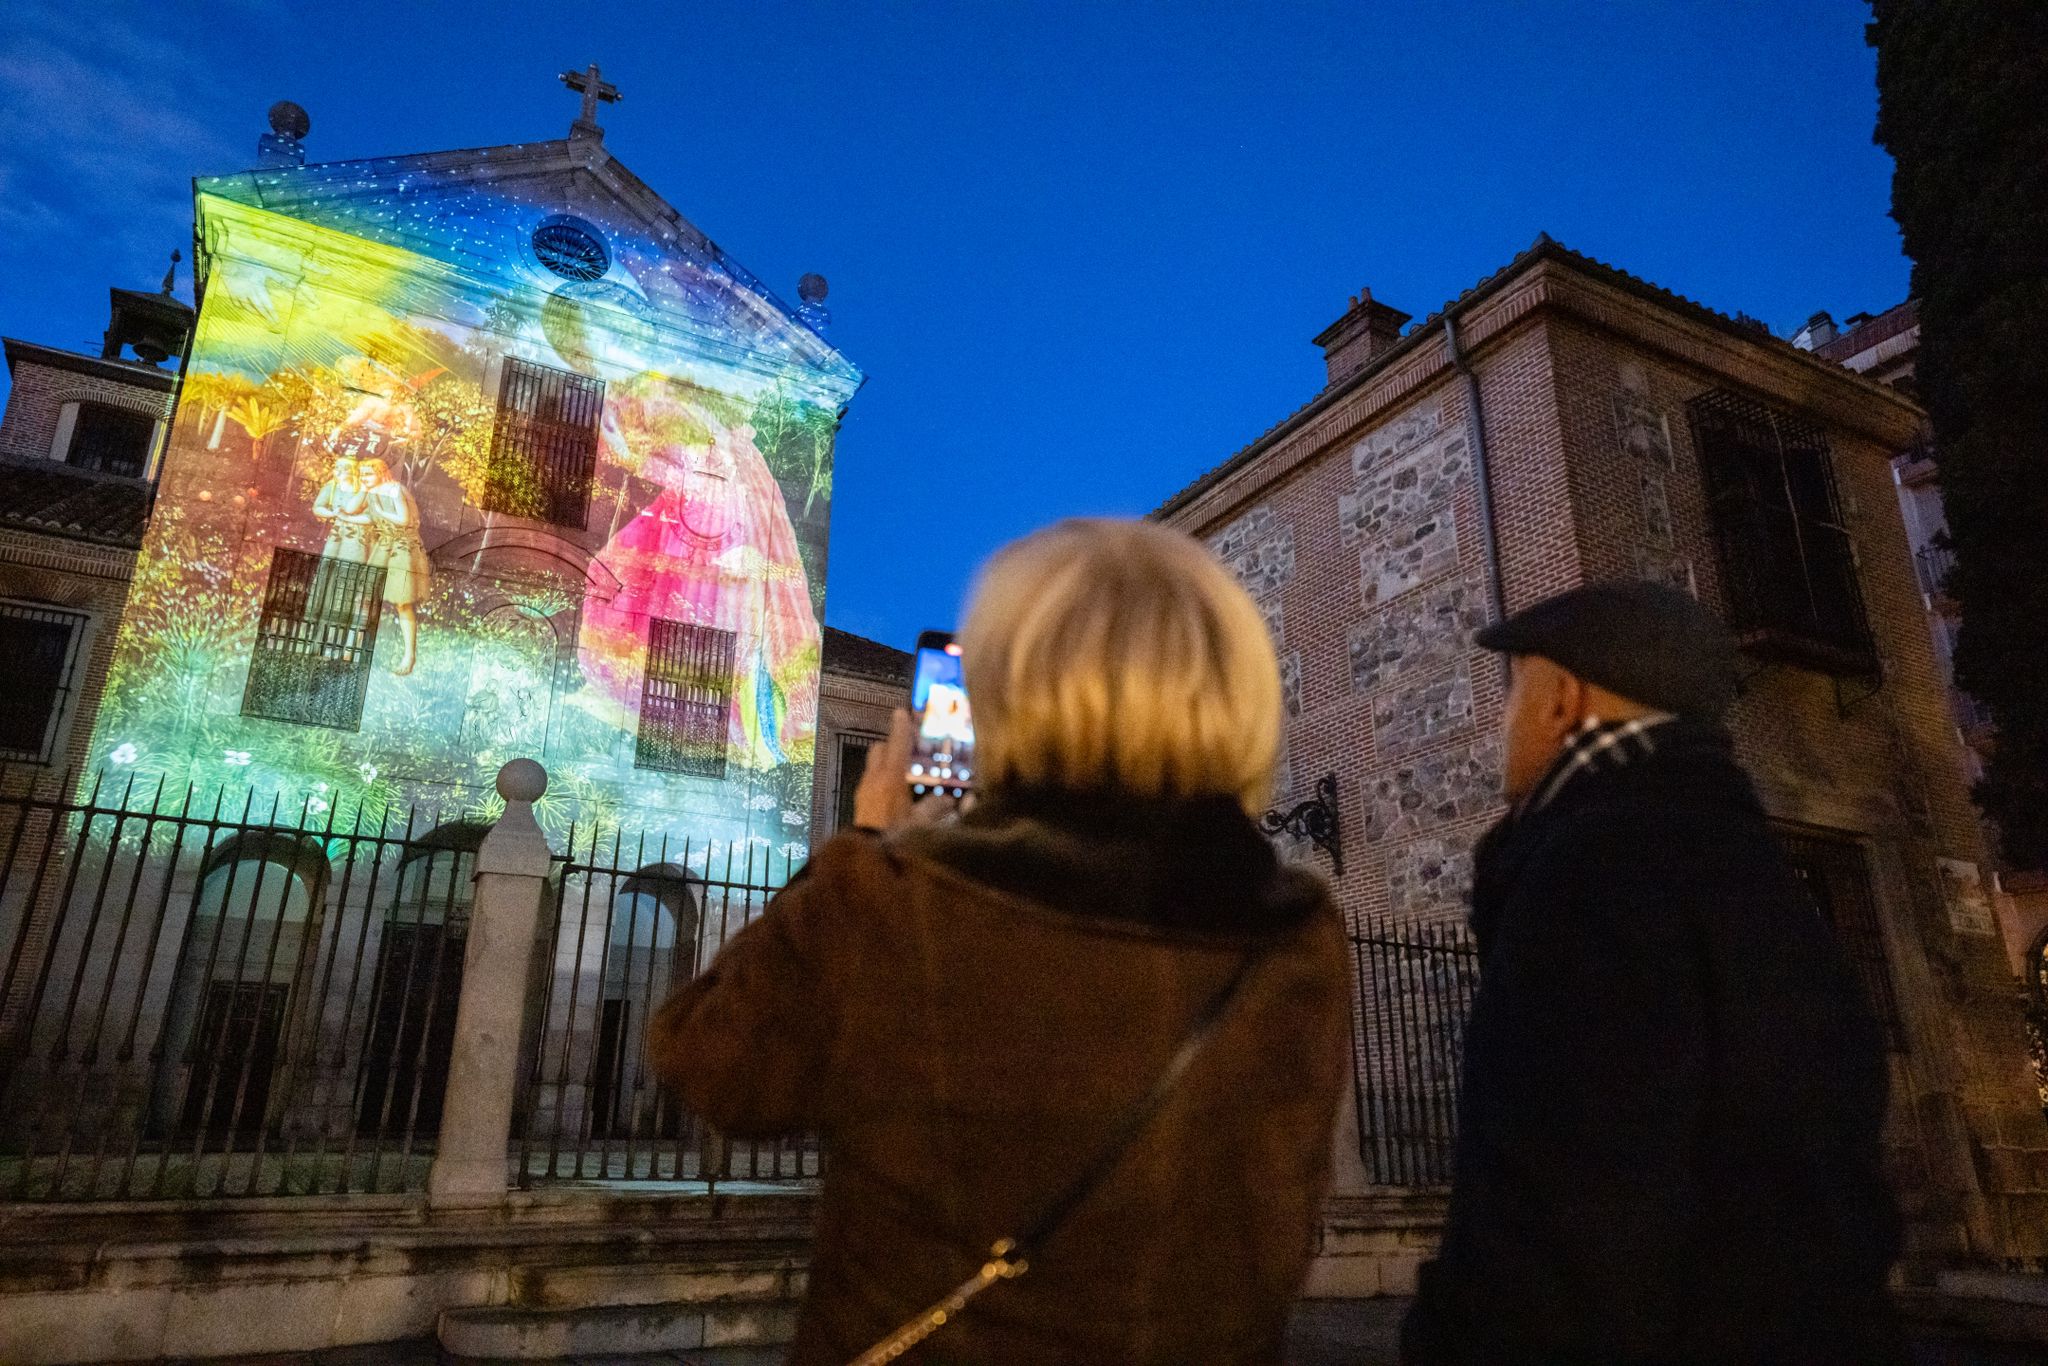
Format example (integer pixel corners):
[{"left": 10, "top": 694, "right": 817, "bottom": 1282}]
[{"left": 1519, "top": 713, "right": 1677, "bottom": 817}]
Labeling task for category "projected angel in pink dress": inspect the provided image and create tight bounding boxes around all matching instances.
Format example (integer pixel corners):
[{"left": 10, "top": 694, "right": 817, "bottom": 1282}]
[{"left": 580, "top": 377, "right": 819, "bottom": 771}]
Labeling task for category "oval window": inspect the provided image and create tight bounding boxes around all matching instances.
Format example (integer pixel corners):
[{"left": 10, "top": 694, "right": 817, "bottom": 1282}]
[{"left": 532, "top": 215, "right": 610, "bottom": 282}]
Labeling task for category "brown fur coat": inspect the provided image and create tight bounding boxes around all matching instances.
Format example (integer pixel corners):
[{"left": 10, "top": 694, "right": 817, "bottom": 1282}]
[{"left": 649, "top": 790, "right": 1349, "bottom": 1365}]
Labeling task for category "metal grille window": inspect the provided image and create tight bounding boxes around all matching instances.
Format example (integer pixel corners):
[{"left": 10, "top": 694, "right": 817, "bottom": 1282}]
[
  {"left": 1686, "top": 390, "right": 1875, "bottom": 674},
  {"left": 241, "top": 548, "right": 386, "bottom": 730},
  {"left": 635, "top": 618, "right": 736, "bottom": 778},
  {"left": 0, "top": 602, "right": 88, "bottom": 763},
  {"left": 65, "top": 402, "right": 156, "bottom": 478},
  {"left": 1777, "top": 830, "right": 1905, "bottom": 1052},
  {"left": 834, "top": 734, "right": 879, "bottom": 833},
  {"left": 483, "top": 357, "right": 605, "bottom": 529}
]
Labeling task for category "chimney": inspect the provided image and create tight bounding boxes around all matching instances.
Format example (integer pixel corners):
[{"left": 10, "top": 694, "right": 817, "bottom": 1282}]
[
  {"left": 1312, "top": 288, "right": 1412, "bottom": 388},
  {"left": 1790, "top": 310, "right": 1838, "bottom": 351}
]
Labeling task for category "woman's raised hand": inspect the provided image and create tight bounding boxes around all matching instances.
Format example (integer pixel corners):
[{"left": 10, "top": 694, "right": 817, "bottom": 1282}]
[{"left": 851, "top": 708, "right": 918, "bottom": 834}]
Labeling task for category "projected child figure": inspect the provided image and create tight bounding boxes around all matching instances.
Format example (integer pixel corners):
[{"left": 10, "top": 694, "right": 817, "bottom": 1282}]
[
  {"left": 311, "top": 456, "right": 370, "bottom": 564},
  {"left": 357, "top": 457, "right": 431, "bottom": 675}
]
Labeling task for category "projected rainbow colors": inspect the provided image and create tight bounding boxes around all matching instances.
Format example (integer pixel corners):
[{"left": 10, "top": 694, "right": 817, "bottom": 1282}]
[{"left": 87, "top": 150, "right": 861, "bottom": 853}]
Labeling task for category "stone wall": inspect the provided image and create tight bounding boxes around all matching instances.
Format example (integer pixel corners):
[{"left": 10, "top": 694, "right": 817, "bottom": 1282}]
[
  {"left": 1208, "top": 504, "right": 1302, "bottom": 794},
  {"left": 1165, "top": 253, "right": 2048, "bottom": 1267},
  {"left": 0, "top": 1191, "right": 1432, "bottom": 1364},
  {"left": 1545, "top": 311, "right": 2048, "bottom": 1266}
]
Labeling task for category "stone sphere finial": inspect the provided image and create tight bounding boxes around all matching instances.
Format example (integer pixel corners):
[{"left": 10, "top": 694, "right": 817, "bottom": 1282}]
[
  {"left": 497, "top": 758, "right": 548, "bottom": 804},
  {"left": 268, "top": 101, "right": 311, "bottom": 140},
  {"left": 797, "top": 273, "right": 829, "bottom": 304}
]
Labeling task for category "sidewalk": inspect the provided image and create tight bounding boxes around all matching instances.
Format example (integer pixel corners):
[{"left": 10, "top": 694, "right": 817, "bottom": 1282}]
[
  {"left": 124, "top": 1303, "right": 1406, "bottom": 1366},
  {"left": 110, "top": 1296, "right": 2048, "bottom": 1365}
]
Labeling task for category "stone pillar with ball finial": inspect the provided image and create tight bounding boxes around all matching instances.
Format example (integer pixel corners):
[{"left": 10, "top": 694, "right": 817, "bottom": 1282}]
[
  {"left": 255, "top": 101, "right": 310, "bottom": 169},
  {"left": 428, "top": 759, "right": 556, "bottom": 1205}
]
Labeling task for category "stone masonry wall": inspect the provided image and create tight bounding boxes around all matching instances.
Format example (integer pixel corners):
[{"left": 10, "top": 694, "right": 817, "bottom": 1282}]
[
  {"left": 1170, "top": 270, "right": 2048, "bottom": 1269},
  {"left": 1543, "top": 312, "right": 2048, "bottom": 1268},
  {"left": 1183, "top": 321, "right": 1571, "bottom": 935}
]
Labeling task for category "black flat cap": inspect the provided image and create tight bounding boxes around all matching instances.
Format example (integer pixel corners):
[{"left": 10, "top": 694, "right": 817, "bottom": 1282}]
[{"left": 1474, "top": 579, "right": 1738, "bottom": 718}]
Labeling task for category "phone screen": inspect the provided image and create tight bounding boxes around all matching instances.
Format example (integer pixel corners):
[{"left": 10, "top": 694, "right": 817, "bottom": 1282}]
[{"left": 909, "top": 635, "right": 974, "bottom": 796}]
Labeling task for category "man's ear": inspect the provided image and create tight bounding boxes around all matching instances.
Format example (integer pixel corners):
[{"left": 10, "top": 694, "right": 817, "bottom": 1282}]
[{"left": 1552, "top": 666, "right": 1588, "bottom": 732}]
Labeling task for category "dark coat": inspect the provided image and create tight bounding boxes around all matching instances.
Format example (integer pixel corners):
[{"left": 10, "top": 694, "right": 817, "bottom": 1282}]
[
  {"left": 1402, "top": 721, "right": 1903, "bottom": 1366},
  {"left": 649, "top": 790, "right": 1350, "bottom": 1365}
]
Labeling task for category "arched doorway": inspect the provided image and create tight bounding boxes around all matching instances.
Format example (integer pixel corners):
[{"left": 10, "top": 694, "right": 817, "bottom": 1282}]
[
  {"left": 460, "top": 603, "right": 561, "bottom": 761},
  {"left": 355, "top": 821, "right": 487, "bottom": 1138},
  {"left": 589, "top": 864, "right": 699, "bottom": 1139},
  {"left": 154, "top": 831, "right": 328, "bottom": 1141}
]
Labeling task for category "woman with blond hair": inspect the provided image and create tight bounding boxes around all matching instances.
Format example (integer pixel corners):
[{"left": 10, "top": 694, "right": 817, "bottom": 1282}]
[{"left": 651, "top": 518, "right": 1348, "bottom": 1365}]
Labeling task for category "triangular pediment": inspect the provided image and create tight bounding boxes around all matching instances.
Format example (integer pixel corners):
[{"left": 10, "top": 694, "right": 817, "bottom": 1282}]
[{"left": 196, "top": 137, "right": 859, "bottom": 400}]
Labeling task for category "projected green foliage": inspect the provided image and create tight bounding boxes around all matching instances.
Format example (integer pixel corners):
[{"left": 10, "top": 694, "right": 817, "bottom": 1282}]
[{"left": 90, "top": 182, "right": 859, "bottom": 859}]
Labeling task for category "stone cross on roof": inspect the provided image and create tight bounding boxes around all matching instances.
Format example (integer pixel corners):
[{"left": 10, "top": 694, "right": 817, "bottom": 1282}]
[{"left": 560, "top": 63, "right": 621, "bottom": 138}]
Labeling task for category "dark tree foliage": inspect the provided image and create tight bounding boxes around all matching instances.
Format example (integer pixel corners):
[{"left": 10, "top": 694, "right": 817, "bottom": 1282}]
[{"left": 1869, "top": 0, "right": 2048, "bottom": 868}]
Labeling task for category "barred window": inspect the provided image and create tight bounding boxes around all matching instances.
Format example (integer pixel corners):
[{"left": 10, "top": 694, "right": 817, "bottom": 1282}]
[
  {"left": 1777, "top": 830, "right": 1905, "bottom": 1053},
  {"left": 834, "top": 733, "right": 881, "bottom": 833},
  {"left": 65, "top": 402, "right": 156, "bottom": 478},
  {"left": 1686, "top": 390, "right": 1875, "bottom": 674},
  {"left": 241, "top": 548, "right": 386, "bottom": 731},
  {"left": 482, "top": 357, "right": 605, "bottom": 529},
  {"left": 0, "top": 602, "right": 88, "bottom": 763},
  {"left": 635, "top": 618, "right": 736, "bottom": 778}
]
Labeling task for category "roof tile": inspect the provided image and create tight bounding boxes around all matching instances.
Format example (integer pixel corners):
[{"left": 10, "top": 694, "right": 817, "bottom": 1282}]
[
  {"left": 822, "top": 626, "right": 913, "bottom": 685},
  {"left": 0, "top": 460, "right": 151, "bottom": 548}
]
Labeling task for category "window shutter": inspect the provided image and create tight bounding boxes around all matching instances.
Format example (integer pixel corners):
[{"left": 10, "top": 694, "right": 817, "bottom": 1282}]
[
  {"left": 240, "top": 548, "right": 386, "bottom": 730},
  {"left": 0, "top": 602, "right": 88, "bottom": 762},
  {"left": 50, "top": 402, "right": 78, "bottom": 463},
  {"left": 634, "top": 619, "right": 736, "bottom": 778},
  {"left": 481, "top": 357, "right": 605, "bottom": 529}
]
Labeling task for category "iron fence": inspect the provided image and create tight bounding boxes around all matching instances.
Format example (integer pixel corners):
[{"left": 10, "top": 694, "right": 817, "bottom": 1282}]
[
  {"left": 1351, "top": 919, "right": 1481, "bottom": 1187},
  {"left": 4, "top": 762, "right": 1496, "bottom": 1201},
  {"left": 517, "top": 826, "right": 812, "bottom": 1188},
  {"left": 0, "top": 770, "right": 480, "bottom": 1200}
]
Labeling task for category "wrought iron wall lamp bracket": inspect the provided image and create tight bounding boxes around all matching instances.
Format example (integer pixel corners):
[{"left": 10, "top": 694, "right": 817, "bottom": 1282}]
[{"left": 1260, "top": 771, "right": 1344, "bottom": 876}]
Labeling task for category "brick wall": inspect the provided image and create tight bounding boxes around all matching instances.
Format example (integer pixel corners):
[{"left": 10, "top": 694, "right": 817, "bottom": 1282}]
[
  {"left": 809, "top": 670, "right": 901, "bottom": 843},
  {"left": 0, "top": 531, "right": 137, "bottom": 789},
  {"left": 0, "top": 355, "right": 172, "bottom": 464},
  {"left": 1177, "top": 316, "right": 1570, "bottom": 933},
  {"left": 0, "top": 349, "right": 161, "bottom": 791},
  {"left": 1162, "top": 253, "right": 2048, "bottom": 1269}
]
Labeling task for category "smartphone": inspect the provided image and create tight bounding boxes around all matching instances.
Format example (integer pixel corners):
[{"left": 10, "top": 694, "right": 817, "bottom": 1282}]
[{"left": 908, "top": 630, "right": 974, "bottom": 797}]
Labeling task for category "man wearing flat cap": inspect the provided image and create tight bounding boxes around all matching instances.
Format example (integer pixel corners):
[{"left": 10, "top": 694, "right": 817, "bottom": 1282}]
[{"left": 1401, "top": 580, "right": 1902, "bottom": 1366}]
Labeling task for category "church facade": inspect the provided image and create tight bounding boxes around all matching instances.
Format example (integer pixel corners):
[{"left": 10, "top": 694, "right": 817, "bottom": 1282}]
[{"left": 83, "top": 100, "right": 862, "bottom": 857}]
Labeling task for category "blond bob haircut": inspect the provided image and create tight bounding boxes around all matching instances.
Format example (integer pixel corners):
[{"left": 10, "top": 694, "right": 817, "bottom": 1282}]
[{"left": 959, "top": 518, "right": 1282, "bottom": 816}]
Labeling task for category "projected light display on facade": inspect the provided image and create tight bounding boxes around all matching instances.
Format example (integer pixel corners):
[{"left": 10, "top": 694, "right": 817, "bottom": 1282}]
[{"left": 87, "top": 141, "right": 863, "bottom": 855}]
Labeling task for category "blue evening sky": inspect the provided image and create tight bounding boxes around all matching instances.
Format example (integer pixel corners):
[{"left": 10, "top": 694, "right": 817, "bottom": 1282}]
[{"left": 0, "top": 1, "right": 1905, "bottom": 652}]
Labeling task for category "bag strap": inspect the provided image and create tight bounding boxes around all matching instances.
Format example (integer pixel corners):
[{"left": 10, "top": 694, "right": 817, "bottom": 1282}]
[{"left": 848, "top": 947, "right": 1270, "bottom": 1366}]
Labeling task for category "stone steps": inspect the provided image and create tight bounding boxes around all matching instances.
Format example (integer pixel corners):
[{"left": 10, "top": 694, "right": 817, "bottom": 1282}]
[
  {"left": 439, "top": 1296, "right": 798, "bottom": 1361},
  {"left": 509, "top": 1254, "right": 806, "bottom": 1310},
  {"left": 440, "top": 1248, "right": 807, "bottom": 1361}
]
